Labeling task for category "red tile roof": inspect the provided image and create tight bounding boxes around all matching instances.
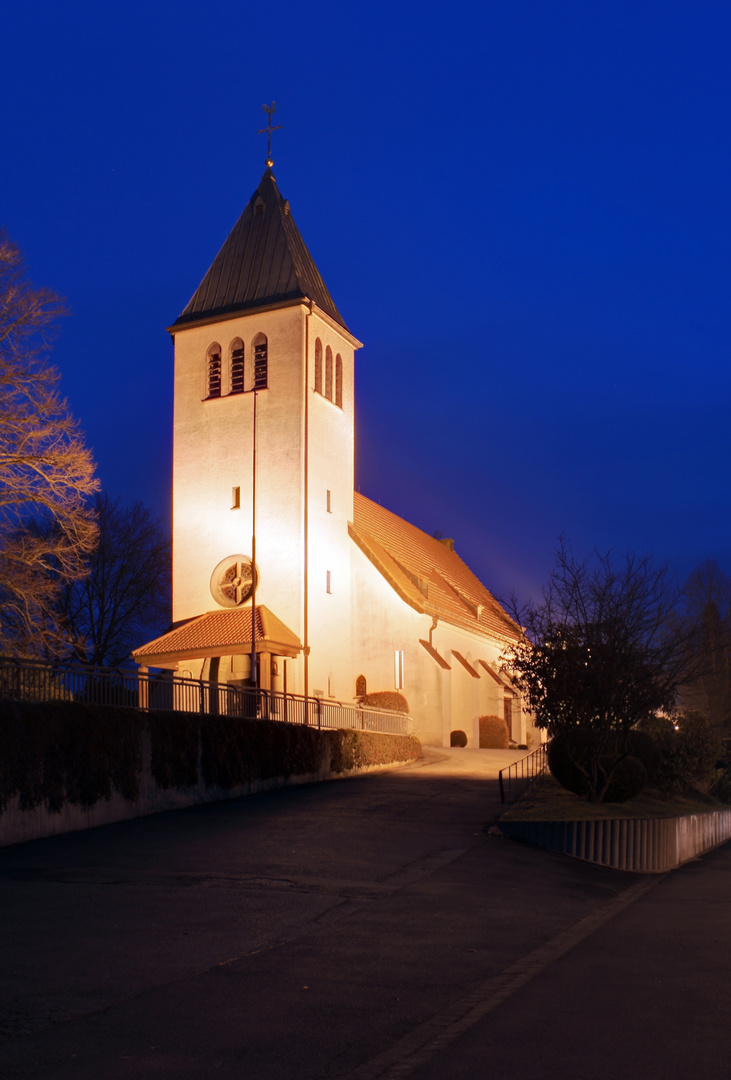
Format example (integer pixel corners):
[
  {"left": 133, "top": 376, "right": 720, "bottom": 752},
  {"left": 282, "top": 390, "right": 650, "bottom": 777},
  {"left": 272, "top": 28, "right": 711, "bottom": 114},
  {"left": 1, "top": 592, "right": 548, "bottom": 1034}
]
[
  {"left": 132, "top": 606, "right": 301, "bottom": 665},
  {"left": 351, "top": 493, "right": 520, "bottom": 644}
]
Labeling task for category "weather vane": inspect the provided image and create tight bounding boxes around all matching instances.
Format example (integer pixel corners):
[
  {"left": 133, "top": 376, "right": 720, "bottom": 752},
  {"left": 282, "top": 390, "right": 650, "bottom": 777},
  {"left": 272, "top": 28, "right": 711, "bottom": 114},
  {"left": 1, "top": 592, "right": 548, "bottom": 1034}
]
[{"left": 258, "top": 102, "right": 282, "bottom": 167}]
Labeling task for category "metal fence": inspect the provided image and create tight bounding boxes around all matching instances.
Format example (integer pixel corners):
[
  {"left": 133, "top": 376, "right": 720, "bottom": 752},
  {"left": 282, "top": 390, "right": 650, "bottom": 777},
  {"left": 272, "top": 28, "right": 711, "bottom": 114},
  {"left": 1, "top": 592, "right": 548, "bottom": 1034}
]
[
  {"left": 498, "top": 742, "right": 548, "bottom": 804},
  {"left": 0, "top": 658, "right": 412, "bottom": 737}
]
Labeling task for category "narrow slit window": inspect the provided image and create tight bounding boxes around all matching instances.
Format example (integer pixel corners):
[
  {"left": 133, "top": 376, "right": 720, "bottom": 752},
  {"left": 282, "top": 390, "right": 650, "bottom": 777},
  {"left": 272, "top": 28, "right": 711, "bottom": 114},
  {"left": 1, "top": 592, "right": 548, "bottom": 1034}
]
[
  {"left": 230, "top": 339, "right": 244, "bottom": 394},
  {"left": 326, "top": 570, "right": 332, "bottom": 594},
  {"left": 207, "top": 344, "right": 222, "bottom": 398},
  {"left": 326, "top": 489, "right": 332, "bottom": 513},
  {"left": 231, "top": 486, "right": 240, "bottom": 509},
  {"left": 335, "top": 354, "right": 343, "bottom": 407},
  {"left": 325, "top": 345, "right": 333, "bottom": 400},
  {"left": 394, "top": 650, "right": 404, "bottom": 690},
  {"left": 253, "top": 334, "right": 268, "bottom": 389},
  {"left": 314, "top": 338, "right": 323, "bottom": 394}
]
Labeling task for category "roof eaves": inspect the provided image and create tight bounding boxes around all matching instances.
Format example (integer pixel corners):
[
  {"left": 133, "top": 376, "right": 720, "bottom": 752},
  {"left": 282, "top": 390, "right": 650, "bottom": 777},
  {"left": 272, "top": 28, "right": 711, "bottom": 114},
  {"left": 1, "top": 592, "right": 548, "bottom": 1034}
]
[{"left": 349, "top": 522, "right": 427, "bottom": 615}]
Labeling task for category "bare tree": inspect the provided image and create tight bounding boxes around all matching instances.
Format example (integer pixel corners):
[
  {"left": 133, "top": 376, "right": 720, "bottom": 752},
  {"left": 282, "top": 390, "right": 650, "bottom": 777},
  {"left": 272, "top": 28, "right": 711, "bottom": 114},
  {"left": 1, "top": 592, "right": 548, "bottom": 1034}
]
[
  {"left": 504, "top": 541, "right": 687, "bottom": 802},
  {"left": 56, "top": 492, "right": 170, "bottom": 667},
  {"left": 0, "top": 232, "right": 98, "bottom": 656}
]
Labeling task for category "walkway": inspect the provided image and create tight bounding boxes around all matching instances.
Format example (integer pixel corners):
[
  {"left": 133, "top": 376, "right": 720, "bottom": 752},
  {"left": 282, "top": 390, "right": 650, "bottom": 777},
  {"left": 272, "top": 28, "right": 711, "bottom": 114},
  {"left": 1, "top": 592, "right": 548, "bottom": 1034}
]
[{"left": 0, "top": 748, "right": 728, "bottom": 1078}]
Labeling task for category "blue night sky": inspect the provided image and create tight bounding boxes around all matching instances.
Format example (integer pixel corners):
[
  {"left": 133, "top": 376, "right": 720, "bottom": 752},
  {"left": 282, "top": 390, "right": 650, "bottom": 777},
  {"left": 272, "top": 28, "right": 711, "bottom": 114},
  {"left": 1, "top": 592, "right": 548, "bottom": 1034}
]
[{"left": 4, "top": 1, "right": 731, "bottom": 605}]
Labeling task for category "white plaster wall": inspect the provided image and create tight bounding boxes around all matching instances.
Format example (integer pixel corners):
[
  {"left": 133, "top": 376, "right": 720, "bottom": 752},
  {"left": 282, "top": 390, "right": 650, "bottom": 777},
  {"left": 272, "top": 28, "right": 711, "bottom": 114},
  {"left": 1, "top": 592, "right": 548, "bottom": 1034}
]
[
  {"left": 172, "top": 306, "right": 306, "bottom": 634},
  {"left": 171, "top": 304, "right": 358, "bottom": 699},
  {"left": 349, "top": 540, "right": 519, "bottom": 746},
  {"left": 304, "top": 312, "right": 356, "bottom": 700}
]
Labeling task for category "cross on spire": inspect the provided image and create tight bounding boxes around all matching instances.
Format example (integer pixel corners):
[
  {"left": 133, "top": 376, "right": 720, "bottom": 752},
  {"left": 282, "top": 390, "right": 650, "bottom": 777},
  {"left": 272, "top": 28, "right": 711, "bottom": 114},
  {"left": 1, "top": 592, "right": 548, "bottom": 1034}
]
[{"left": 258, "top": 102, "right": 282, "bottom": 167}]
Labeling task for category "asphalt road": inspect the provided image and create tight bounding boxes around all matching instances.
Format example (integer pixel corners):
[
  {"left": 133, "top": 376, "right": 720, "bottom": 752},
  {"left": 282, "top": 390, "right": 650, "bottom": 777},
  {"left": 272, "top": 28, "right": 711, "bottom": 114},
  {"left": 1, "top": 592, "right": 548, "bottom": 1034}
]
[{"left": 0, "top": 748, "right": 729, "bottom": 1079}]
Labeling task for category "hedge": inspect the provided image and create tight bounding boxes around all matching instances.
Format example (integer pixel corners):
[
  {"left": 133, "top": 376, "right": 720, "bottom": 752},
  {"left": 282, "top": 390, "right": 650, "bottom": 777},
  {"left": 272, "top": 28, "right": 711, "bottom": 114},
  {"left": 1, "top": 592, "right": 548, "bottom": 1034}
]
[{"left": 0, "top": 699, "right": 421, "bottom": 815}]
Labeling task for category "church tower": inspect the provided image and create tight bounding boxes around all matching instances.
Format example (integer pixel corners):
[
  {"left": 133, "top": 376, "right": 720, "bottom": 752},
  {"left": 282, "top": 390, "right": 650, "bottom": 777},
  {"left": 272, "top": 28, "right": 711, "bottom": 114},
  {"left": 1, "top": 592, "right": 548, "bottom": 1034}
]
[{"left": 166, "top": 164, "right": 362, "bottom": 697}]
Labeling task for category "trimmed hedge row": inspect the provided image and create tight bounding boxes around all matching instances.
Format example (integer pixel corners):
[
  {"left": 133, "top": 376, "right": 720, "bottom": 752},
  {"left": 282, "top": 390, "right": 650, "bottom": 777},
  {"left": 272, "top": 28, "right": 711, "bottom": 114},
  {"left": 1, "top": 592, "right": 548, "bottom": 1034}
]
[{"left": 0, "top": 699, "right": 421, "bottom": 815}]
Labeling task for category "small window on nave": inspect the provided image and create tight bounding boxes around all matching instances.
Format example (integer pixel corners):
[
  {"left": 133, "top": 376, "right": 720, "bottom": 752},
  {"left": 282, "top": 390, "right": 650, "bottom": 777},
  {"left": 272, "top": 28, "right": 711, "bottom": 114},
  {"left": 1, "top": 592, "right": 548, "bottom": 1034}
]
[
  {"left": 253, "top": 333, "right": 268, "bottom": 389},
  {"left": 314, "top": 338, "right": 323, "bottom": 394},
  {"left": 325, "top": 345, "right": 333, "bottom": 401},
  {"left": 206, "top": 343, "right": 222, "bottom": 398},
  {"left": 230, "top": 339, "right": 244, "bottom": 394}
]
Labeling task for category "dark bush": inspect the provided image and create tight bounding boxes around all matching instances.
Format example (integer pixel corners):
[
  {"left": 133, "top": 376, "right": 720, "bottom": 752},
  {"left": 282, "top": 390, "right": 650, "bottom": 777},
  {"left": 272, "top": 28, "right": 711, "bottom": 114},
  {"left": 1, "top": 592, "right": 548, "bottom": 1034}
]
[
  {"left": 0, "top": 700, "right": 421, "bottom": 816},
  {"left": 641, "top": 712, "right": 723, "bottom": 795},
  {"left": 149, "top": 710, "right": 200, "bottom": 790},
  {"left": 628, "top": 730, "right": 659, "bottom": 784},
  {"left": 547, "top": 730, "right": 648, "bottom": 803},
  {"left": 0, "top": 699, "right": 142, "bottom": 813},
  {"left": 603, "top": 755, "right": 647, "bottom": 803},
  {"left": 546, "top": 731, "right": 589, "bottom": 796},
  {"left": 478, "top": 715, "right": 509, "bottom": 749},
  {"left": 450, "top": 729, "right": 467, "bottom": 747}
]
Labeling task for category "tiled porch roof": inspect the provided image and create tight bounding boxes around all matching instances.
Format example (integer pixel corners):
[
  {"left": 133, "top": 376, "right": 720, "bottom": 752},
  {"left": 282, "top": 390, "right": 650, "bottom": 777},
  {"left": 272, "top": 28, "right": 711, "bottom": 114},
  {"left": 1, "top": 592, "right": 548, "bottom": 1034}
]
[{"left": 132, "top": 606, "right": 301, "bottom": 666}]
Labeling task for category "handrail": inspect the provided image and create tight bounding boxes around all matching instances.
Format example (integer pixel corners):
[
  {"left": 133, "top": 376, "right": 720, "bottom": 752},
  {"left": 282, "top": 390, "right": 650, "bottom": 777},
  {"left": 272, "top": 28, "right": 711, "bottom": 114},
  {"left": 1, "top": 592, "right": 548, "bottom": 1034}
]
[
  {"left": 498, "top": 743, "right": 548, "bottom": 804},
  {"left": 0, "top": 658, "right": 412, "bottom": 737}
]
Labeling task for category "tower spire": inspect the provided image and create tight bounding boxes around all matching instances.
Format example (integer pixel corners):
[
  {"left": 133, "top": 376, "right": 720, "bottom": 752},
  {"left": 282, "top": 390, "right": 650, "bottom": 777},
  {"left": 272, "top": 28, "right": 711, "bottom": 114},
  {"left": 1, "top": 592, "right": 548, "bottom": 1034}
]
[{"left": 258, "top": 102, "right": 282, "bottom": 168}]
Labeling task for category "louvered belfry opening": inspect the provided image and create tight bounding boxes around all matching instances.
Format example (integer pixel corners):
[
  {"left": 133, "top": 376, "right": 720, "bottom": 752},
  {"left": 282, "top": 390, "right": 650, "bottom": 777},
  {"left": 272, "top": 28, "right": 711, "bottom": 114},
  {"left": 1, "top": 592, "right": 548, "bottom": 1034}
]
[
  {"left": 230, "top": 339, "right": 244, "bottom": 393},
  {"left": 207, "top": 344, "right": 222, "bottom": 398},
  {"left": 253, "top": 335, "right": 268, "bottom": 389}
]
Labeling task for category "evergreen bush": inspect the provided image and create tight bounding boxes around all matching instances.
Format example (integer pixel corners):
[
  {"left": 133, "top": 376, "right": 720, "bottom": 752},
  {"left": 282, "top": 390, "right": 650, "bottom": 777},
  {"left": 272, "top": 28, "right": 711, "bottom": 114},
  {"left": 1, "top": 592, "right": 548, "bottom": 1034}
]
[
  {"left": 641, "top": 711, "right": 723, "bottom": 795},
  {"left": 478, "top": 714, "right": 509, "bottom": 749},
  {"left": 360, "top": 691, "right": 409, "bottom": 713},
  {"left": 450, "top": 729, "right": 467, "bottom": 747}
]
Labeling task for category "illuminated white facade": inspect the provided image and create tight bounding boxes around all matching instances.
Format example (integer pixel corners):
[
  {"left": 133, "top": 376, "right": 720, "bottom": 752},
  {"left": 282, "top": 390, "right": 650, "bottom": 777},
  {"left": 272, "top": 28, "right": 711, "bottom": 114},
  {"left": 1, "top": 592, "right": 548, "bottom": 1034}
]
[{"left": 134, "top": 167, "right": 534, "bottom": 747}]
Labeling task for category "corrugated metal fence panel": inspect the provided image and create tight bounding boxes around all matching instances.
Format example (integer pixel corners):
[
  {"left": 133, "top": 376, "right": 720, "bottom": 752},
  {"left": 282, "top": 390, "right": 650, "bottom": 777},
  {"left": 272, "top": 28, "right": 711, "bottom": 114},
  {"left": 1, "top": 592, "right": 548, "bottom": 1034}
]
[{"left": 499, "top": 809, "right": 731, "bottom": 872}]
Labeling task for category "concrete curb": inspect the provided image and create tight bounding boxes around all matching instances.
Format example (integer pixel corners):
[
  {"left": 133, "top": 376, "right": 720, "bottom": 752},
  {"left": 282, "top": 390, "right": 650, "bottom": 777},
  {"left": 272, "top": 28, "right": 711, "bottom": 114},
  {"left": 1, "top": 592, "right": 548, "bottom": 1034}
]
[{"left": 499, "top": 807, "right": 731, "bottom": 872}]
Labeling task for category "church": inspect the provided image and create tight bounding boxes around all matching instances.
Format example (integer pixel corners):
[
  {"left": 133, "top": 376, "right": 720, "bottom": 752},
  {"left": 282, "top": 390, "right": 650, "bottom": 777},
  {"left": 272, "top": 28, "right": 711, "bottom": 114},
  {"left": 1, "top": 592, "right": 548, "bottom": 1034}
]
[{"left": 133, "top": 155, "right": 533, "bottom": 748}]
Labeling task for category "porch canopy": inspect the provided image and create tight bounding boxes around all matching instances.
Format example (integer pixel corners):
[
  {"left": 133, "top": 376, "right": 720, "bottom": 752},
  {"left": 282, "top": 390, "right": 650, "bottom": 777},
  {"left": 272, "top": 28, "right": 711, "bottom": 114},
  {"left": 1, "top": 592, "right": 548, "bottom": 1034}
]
[{"left": 132, "top": 606, "right": 302, "bottom": 669}]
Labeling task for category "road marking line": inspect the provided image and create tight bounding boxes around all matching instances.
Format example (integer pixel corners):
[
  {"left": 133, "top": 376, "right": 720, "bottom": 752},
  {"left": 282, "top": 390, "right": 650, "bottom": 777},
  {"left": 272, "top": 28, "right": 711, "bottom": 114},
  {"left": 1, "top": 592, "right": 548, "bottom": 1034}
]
[{"left": 344, "top": 875, "right": 661, "bottom": 1080}]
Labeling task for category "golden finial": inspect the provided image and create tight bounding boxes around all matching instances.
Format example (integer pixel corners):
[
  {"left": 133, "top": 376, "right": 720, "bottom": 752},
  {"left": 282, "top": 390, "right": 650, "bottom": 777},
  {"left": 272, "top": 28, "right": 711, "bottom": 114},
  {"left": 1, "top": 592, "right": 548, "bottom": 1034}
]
[{"left": 258, "top": 102, "right": 282, "bottom": 167}]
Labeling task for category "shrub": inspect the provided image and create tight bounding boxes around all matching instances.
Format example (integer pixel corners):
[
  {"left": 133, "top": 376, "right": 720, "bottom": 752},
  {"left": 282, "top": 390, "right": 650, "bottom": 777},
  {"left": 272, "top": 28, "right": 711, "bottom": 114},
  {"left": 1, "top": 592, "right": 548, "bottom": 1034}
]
[
  {"left": 327, "top": 731, "right": 420, "bottom": 773},
  {"left": 546, "top": 731, "right": 589, "bottom": 797},
  {"left": 450, "top": 729, "right": 467, "bottom": 747},
  {"left": 479, "top": 714, "right": 509, "bottom": 749},
  {"left": 603, "top": 755, "right": 647, "bottom": 803},
  {"left": 547, "top": 730, "right": 648, "bottom": 803},
  {"left": 360, "top": 691, "right": 409, "bottom": 714},
  {"left": 0, "top": 699, "right": 142, "bottom": 813},
  {"left": 627, "top": 729, "right": 659, "bottom": 784},
  {"left": 641, "top": 711, "right": 723, "bottom": 795}
]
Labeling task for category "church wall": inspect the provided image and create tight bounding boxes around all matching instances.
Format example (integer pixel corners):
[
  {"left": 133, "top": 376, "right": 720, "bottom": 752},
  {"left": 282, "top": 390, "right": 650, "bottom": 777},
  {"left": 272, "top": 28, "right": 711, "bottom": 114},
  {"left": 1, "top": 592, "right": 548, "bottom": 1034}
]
[
  {"left": 302, "top": 311, "right": 356, "bottom": 701},
  {"left": 349, "top": 541, "right": 518, "bottom": 746},
  {"left": 172, "top": 307, "right": 307, "bottom": 633}
]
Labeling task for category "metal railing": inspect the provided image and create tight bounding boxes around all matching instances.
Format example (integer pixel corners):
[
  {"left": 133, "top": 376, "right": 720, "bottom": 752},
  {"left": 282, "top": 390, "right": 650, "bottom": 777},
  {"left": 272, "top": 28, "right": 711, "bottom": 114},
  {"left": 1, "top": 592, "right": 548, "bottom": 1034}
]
[
  {"left": 0, "top": 658, "right": 412, "bottom": 737},
  {"left": 498, "top": 742, "right": 548, "bottom": 804}
]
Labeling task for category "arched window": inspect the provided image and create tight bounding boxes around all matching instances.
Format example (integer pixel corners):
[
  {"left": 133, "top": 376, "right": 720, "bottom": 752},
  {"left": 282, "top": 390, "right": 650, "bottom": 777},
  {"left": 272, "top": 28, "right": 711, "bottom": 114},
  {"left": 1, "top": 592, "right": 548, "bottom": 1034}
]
[
  {"left": 355, "top": 674, "right": 367, "bottom": 699},
  {"left": 314, "top": 338, "right": 323, "bottom": 394},
  {"left": 253, "top": 333, "right": 268, "bottom": 389},
  {"left": 230, "top": 338, "right": 244, "bottom": 394},
  {"left": 335, "top": 354, "right": 343, "bottom": 407},
  {"left": 207, "top": 343, "right": 222, "bottom": 398},
  {"left": 325, "top": 345, "right": 333, "bottom": 401}
]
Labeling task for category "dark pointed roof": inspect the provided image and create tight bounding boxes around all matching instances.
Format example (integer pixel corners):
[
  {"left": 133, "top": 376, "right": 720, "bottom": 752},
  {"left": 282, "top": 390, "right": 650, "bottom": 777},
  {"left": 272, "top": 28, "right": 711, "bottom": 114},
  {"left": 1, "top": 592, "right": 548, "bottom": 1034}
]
[{"left": 172, "top": 168, "right": 349, "bottom": 332}]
